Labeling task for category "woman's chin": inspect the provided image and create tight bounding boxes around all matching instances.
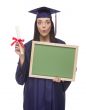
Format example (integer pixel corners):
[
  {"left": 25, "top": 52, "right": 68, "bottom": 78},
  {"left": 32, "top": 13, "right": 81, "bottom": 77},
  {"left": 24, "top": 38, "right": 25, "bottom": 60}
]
[{"left": 41, "top": 34, "right": 49, "bottom": 38}]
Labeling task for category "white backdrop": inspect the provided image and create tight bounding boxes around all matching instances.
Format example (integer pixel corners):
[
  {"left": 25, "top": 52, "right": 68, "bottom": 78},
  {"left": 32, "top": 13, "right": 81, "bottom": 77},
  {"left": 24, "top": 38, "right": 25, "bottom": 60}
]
[{"left": 0, "top": 0, "right": 86, "bottom": 110}]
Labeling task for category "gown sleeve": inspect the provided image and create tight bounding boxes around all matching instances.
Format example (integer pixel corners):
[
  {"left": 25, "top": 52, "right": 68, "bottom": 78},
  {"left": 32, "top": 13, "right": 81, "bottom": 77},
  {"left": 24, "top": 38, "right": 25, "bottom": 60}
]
[
  {"left": 15, "top": 41, "right": 32, "bottom": 85},
  {"left": 61, "top": 81, "right": 71, "bottom": 92},
  {"left": 15, "top": 59, "right": 28, "bottom": 85}
]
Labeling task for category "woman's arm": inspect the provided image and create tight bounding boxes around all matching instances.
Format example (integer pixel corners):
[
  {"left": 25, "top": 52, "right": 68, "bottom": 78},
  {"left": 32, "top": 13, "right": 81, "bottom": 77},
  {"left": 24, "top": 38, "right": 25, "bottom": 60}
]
[
  {"left": 15, "top": 42, "right": 30, "bottom": 85},
  {"left": 52, "top": 77, "right": 71, "bottom": 91},
  {"left": 15, "top": 57, "right": 28, "bottom": 85}
]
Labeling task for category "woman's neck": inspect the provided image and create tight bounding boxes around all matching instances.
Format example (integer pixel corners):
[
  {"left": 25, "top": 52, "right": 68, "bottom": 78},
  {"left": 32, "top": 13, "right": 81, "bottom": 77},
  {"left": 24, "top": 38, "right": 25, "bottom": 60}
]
[{"left": 40, "top": 35, "right": 50, "bottom": 42}]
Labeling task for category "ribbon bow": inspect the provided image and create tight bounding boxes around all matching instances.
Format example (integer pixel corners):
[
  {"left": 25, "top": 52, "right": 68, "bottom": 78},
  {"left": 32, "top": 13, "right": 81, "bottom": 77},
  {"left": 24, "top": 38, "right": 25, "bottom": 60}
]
[{"left": 11, "top": 37, "right": 24, "bottom": 48}]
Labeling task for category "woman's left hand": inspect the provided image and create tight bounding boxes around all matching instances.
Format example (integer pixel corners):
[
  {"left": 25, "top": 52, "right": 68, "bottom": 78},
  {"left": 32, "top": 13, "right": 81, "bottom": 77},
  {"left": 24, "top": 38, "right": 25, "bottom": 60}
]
[{"left": 52, "top": 77, "right": 61, "bottom": 83}]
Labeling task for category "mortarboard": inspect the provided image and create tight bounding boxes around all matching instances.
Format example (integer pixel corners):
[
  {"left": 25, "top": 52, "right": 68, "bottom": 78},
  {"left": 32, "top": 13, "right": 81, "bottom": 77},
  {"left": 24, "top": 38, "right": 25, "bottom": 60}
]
[{"left": 29, "top": 6, "right": 60, "bottom": 35}]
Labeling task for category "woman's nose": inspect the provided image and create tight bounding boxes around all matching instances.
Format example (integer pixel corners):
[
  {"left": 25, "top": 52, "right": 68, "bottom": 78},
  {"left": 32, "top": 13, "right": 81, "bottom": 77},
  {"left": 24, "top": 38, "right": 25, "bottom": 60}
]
[{"left": 42, "top": 23, "right": 46, "bottom": 28}]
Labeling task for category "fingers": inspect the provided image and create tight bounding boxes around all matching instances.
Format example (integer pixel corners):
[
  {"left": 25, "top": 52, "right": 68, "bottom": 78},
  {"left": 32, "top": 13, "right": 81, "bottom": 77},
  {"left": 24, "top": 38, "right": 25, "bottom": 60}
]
[
  {"left": 15, "top": 42, "right": 25, "bottom": 56},
  {"left": 52, "top": 77, "right": 61, "bottom": 83},
  {"left": 15, "top": 42, "right": 20, "bottom": 51},
  {"left": 15, "top": 42, "right": 19, "bottom": 46},
  {"left": 15, "top": 42, "right": 21, "bottom": 55},
  {"left": 15, "top": 42, "right": 19, "bottom": 49}
]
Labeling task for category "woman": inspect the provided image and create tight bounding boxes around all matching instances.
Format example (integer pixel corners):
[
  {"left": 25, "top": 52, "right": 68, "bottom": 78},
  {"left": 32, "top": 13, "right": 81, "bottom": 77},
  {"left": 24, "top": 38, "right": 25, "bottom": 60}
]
[{"left": 15, "top": 7, "right": 71, "bottom": 110}]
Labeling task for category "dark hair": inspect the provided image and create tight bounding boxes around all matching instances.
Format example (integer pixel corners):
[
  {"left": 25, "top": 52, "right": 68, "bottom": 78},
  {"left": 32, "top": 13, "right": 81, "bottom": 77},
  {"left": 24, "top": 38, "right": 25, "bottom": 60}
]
[{"left": 33, "top": 18, "right": 55, "bottom": 42}]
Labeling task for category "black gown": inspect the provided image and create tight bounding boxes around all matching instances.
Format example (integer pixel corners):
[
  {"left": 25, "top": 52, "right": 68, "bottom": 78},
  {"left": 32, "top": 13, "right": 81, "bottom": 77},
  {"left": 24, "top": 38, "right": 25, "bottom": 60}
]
[{"left": 15, "top": 38, "right": 71, "bottom": 110}]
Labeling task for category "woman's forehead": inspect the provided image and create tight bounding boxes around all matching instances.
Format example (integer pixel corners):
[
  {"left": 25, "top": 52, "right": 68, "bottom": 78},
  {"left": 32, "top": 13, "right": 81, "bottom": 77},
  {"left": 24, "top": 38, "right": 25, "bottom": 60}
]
[{"left": 37, "top": 18, "right": 51, "bottom": 21}]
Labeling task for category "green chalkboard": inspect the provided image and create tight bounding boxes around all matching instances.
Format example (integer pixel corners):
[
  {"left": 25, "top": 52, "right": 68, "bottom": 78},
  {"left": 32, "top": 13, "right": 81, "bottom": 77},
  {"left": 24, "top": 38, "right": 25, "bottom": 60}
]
[{"left": 29, "top": 41, "right": 78, "bottom": 81}]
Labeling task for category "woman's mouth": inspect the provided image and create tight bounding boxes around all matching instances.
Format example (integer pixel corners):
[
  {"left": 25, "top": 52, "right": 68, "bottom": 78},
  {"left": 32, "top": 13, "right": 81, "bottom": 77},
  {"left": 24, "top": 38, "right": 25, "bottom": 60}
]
[{"left": 42, "top": 30, "right": 47, "bottom": 33}]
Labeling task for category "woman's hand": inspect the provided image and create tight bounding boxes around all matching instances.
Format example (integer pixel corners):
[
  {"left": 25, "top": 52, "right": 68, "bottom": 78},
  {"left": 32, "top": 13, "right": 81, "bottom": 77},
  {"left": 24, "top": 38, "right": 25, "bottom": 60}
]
[
  {"left": 15, "top": 42, "right": 25, "bottom": 65},
  {"left": 15, "top": 42, "right": 24, "bottom": 55},
  {"left": 52, "top": 77, "right": 61, "bottom": 83}
]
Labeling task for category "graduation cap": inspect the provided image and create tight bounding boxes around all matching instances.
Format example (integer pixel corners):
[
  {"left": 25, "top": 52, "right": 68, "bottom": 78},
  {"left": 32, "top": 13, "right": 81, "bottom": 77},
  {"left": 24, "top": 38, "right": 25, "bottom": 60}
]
[{"left": 29, "top": 6, "right": 60, "bottom": 35}]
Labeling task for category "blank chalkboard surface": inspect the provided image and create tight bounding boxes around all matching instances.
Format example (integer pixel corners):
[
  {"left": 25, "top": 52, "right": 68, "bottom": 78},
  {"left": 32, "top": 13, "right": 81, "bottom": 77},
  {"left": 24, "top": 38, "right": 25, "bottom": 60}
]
[{"left": 29, "top": 41, "right": 78, "bottom": 81}]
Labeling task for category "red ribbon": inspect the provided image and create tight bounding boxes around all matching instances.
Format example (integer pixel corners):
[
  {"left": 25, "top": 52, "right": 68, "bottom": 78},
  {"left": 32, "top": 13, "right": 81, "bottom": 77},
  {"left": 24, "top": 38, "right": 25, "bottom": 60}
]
[{"left": 11, "top": 37, "right": 24, "bottom": 48}]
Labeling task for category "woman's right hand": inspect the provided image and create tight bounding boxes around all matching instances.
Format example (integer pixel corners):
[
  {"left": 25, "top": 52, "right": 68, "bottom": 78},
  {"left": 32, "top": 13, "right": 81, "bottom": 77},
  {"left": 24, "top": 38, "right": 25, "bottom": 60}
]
[
  {"left": 15, "top": 42, "right": 24, "bottom": 55},
  {"left": 15, "top": 42, "right": 25, "bottom": 65}
]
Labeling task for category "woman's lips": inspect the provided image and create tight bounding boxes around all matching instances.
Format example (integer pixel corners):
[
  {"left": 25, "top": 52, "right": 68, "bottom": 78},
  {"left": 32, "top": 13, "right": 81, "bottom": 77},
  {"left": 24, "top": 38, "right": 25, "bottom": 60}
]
[{"left": 42, "top": 30, "right": 47, "bottom": 33}]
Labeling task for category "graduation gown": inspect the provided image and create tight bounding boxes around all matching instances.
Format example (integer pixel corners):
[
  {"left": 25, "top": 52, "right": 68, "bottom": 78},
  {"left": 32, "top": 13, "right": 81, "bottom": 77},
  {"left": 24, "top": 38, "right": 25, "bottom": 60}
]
[{"left": 15, "top": 38, "right": 71, "bottom": 110}]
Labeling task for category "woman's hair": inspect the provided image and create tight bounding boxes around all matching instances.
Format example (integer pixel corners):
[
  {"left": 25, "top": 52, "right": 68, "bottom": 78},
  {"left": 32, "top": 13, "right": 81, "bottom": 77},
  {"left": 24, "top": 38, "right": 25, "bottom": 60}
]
[{"left": 33, "top": 18, "right": 55, "bottom": 42}]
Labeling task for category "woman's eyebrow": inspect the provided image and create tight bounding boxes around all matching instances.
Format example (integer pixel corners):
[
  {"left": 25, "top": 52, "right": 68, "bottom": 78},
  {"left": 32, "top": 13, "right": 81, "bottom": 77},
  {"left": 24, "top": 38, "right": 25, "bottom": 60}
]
[
  {"left": 37, "top": 20, "right": 42, "bottom": 22},
  {"left": 46, "top": 20, "right": 51, "bottom": 22},
  {"left": 37, "top": 19, "right": 51, "bottom": 22}
]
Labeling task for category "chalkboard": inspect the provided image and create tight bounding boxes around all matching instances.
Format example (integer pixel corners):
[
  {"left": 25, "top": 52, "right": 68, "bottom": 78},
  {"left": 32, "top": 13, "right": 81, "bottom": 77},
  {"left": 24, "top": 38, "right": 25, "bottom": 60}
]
[{"left": 29, "top": 41, "right": 78, "bottom": 81}]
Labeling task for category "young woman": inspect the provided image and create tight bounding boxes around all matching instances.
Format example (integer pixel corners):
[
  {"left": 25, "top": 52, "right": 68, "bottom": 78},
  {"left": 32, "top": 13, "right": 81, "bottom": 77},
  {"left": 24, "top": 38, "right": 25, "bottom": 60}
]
[{"left": 15, "top": 7, "right": 71, "bottom": 110}]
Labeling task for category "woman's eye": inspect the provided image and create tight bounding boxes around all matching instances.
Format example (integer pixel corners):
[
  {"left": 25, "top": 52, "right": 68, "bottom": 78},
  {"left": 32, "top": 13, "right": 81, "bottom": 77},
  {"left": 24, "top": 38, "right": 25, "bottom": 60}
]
[
  {"left": 37, "top": 22, "right": 41, "bottom": 25},
  {"left": 46, "top": 21, "right": 50, "bottom": 24}
]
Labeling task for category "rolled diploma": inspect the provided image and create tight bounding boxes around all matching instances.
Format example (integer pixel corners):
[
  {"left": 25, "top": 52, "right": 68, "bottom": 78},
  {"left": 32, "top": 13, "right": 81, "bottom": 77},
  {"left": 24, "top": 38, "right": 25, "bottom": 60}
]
[{"left": 15, "top": 26, "right": 24, "bottom": 54}]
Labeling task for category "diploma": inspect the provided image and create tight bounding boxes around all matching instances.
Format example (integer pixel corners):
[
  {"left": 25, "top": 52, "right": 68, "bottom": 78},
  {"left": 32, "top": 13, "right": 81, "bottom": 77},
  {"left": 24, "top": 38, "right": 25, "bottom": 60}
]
[
  {"left": 15, "top": 26, "right": 21, "bottom": 38},
  {"left": 15, "top": 26, "right": 24, "bottom": 54}
]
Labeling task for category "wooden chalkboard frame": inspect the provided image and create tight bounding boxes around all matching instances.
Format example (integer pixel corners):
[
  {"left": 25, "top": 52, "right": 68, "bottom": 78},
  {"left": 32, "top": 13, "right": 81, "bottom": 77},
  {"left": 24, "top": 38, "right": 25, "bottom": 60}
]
[{"left": 29, "top": 41, "right": 78, "bottom": 81}]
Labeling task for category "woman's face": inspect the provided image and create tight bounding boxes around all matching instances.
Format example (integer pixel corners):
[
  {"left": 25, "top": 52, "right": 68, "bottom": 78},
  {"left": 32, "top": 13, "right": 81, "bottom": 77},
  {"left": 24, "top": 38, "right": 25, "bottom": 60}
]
[{"left": 37, "top": 18, "right": 51, "bottom": 37}]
